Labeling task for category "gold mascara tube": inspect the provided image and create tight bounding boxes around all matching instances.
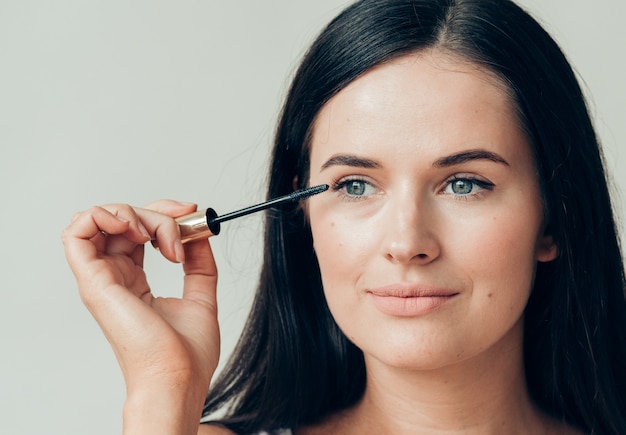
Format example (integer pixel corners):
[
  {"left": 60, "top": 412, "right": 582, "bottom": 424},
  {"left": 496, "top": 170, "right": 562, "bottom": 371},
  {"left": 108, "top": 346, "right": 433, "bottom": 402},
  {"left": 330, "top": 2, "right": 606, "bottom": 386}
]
[{"left": 175, "top": 184, "right": 328, "bottom": 244}]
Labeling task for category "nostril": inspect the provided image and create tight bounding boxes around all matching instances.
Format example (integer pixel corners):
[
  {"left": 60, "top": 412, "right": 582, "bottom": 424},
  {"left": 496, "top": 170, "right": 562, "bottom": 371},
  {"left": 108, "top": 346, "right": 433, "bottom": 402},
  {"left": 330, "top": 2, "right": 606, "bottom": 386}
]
[{"left": 384, "top": 227, "right": 441, "bottom": 264}]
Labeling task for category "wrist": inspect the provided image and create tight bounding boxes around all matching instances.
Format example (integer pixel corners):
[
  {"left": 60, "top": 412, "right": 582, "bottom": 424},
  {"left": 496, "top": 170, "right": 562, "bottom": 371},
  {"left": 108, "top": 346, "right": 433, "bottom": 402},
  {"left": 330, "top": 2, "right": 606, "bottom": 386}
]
[{"left": 123, "top": 380, "right": 208, "bottom": 435}]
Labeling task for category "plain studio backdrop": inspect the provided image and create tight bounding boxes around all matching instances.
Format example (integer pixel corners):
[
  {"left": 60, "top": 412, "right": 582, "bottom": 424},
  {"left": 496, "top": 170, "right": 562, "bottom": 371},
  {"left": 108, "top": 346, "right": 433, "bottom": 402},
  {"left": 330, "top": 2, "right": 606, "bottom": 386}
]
[{"left": 0, "top": 1, "right": 624, "bottom": 433}]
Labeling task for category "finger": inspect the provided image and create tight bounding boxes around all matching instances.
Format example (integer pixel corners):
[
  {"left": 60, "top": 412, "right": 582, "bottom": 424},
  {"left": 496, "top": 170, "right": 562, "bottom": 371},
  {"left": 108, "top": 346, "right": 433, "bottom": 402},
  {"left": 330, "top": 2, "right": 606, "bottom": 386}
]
[
  {"left": 100, "top": 204, "right": 152, "bottom": 246},
  {"left": 134, "top": 200, "right": 199, "bottom": 264},
  {"left": 130, "top": 207, "right": 188, "bottom": 264},
  {"left": 129, "top": 243, "right": 146, "bottom": 270},
  {"left": 63, "top": 206, "right": 131, "bottom": 275},
  {"left": 89, "top": 229, "right": 107, "bottom": 252},
  {"left": 96, "top": 203, "right": 187, "bottom": 264},
  {"left": 68, "top": 206, "right": 131, "bottom": 240},
  {"left": 80, "top": 204, "right": 150, "bottom": 262},
  {"left": 181, "top": 239, "right": 218, "bottom": 309},
  {"left": 143, "top": 199, "right": 198, "bottom": 218}
]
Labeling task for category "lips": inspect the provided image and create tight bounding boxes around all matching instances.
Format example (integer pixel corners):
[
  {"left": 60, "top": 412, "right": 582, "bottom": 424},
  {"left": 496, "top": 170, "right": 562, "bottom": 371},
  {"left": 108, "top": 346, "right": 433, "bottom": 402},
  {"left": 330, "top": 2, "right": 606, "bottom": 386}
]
[{"left": 367, "top": 284, "right": 459, "bottom": 317}]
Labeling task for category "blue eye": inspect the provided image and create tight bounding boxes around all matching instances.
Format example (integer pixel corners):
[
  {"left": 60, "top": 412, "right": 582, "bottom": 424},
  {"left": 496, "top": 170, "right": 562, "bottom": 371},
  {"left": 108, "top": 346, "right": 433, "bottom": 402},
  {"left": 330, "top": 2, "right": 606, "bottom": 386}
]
[
  {"left": 450, "top": 179, "right": 474, "bottom": 195},
  {"left": 443, "top": 177, "right": 493, "bottom": 197},
  {"left": 345, "top": 180, "right": 367, "bottom": 196},
  {"left": 332, "top": 178, "right": 377, "bottom": 200}
]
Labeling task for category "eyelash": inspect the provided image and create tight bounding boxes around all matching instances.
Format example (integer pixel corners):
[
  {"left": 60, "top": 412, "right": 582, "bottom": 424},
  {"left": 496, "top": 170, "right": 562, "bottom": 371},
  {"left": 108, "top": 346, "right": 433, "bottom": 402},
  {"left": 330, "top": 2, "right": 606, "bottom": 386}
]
[
  {"left": 331, "top": 177, "right": 376, "bottom": 202},
  {"left": 442, "top": 175, "right": 495, "bottom": 200},
  {"left": 331, "top": 175, "right": 495, "bottom": 202}
]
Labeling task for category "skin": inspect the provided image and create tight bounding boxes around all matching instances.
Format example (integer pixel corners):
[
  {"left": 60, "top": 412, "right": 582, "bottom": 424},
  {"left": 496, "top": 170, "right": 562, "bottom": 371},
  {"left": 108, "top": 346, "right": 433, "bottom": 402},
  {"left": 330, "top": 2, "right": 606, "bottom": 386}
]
[
  {"left": 62, "top": 50, "right": 581, "bottom": 434},
  {"left": 63, "top": 201, "right": 221, "bottom": 434},
  {"left": 300, "top": 50, "right": 569, "bottom": 434}
]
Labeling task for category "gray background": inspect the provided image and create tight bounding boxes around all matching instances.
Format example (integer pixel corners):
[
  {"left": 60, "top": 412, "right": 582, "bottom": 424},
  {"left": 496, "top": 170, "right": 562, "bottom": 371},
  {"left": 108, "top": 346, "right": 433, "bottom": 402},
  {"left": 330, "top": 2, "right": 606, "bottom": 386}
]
[{"left": 1, "top": 1, "right": 624, "bottom": 433}]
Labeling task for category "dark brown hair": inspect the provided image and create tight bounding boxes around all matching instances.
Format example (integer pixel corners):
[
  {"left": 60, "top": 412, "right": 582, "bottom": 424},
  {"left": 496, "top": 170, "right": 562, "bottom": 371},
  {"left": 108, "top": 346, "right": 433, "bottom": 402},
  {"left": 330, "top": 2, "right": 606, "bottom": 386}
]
[{"left": 203, "top": 1, "right": 626, "bottom": 433}]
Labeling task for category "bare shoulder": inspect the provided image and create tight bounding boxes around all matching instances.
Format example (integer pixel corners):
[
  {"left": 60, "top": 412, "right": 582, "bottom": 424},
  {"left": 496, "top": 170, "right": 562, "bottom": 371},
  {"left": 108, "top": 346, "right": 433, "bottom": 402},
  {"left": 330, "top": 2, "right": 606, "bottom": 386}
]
[{"left": 198, "top": 423, "right": 237, "bottom": 435}]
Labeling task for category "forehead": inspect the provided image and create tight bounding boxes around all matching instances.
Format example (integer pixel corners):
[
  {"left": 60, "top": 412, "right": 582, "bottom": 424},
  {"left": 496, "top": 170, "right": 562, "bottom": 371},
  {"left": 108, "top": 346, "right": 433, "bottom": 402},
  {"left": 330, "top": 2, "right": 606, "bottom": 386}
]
[{"left": 309, "top": 51, "right": 526, "bottom": 165}]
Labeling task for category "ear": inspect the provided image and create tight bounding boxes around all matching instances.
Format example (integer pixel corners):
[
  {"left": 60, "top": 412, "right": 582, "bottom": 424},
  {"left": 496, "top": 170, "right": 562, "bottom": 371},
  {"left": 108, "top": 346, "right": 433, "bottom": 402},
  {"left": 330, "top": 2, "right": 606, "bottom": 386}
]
[
  {"left": 292, "top": 176, "right": 299, "bottom": 192},
  {"left": 536, "top": 234, "right": 558, "bottom": 263}
]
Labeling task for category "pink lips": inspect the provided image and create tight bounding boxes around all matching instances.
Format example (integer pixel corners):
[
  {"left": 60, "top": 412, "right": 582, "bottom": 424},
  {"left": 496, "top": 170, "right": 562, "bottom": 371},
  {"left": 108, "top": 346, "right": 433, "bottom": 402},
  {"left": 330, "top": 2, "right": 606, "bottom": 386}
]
[{"left": 367, "top": 284, "right": 458, "bottom": 317}]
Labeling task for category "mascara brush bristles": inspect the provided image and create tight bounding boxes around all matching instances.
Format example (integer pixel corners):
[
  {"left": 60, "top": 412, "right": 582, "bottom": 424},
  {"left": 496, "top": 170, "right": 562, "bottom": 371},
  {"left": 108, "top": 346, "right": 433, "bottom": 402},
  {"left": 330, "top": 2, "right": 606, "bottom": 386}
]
[
  {"left": 287, "top": 184, "right": 329, "bottom": 201},
  {"left": 210, "top": 184, "right": 328, "bottom": 225}
]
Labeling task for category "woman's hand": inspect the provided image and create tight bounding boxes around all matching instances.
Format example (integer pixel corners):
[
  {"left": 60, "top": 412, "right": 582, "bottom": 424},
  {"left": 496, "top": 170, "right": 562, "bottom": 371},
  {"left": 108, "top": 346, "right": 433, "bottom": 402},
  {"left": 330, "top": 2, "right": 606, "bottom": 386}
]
[{"left": 62, "top": 200, "right": 220, "bottom": 434}]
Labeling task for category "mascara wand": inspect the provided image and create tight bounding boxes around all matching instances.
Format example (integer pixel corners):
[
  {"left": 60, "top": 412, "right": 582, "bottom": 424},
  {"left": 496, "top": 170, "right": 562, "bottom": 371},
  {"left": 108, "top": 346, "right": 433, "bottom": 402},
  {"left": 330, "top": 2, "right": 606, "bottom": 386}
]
[{"left": 176, "top": 184, "right": 329, "bottom": 244}]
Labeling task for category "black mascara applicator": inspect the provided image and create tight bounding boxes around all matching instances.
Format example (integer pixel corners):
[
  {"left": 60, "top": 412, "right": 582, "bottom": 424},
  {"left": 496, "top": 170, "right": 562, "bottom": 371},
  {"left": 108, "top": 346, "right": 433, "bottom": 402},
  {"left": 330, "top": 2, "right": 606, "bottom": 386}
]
[{"left": 176, "top": 184, "right": 329, "bottom": 244}]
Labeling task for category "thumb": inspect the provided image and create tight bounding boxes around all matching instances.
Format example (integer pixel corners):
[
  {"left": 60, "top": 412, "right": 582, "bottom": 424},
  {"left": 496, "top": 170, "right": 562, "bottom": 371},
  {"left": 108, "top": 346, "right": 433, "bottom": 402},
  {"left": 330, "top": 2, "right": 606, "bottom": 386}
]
[{"left": 182, "top": 239, "right": 218, "bottom": 310}]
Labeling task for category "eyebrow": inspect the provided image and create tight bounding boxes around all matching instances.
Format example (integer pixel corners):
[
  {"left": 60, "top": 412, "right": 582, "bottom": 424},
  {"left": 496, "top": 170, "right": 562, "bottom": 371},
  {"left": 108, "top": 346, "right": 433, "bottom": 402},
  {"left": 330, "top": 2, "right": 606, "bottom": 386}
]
[
  {"left": 320, "top": 154, "right": 382, "bottom": 171},
  {"left": 433, "top": 150, "right": 509, "bottom": 167},
  {"left": 320, "top": 149, "right": 509, "bottom": 172}
]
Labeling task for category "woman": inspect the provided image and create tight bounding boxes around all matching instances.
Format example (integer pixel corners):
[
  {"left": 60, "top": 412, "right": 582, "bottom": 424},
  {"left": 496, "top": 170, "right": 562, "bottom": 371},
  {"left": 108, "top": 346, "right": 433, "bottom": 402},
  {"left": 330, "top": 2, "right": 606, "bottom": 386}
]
[{"left": 63, "top": 0, "right": 626, "bottom": 434}]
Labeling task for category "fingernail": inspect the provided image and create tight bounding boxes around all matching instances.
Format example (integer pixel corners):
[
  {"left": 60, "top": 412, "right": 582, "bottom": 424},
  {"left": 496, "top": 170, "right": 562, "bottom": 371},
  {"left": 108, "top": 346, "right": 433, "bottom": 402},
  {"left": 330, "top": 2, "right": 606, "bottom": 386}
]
[
  {"left": 138, "top": 223, "right": 151, "bottom": 240},
  {"left": 174, "top": 240, "right": 185, "bottom": 263}
]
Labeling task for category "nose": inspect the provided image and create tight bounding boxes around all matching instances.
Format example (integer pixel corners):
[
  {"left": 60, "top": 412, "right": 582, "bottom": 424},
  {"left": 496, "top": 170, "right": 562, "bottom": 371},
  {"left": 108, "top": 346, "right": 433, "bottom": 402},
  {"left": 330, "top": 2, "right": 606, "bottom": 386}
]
[{"left": 382, "top": 195, "right": 441, "bottom": 265}]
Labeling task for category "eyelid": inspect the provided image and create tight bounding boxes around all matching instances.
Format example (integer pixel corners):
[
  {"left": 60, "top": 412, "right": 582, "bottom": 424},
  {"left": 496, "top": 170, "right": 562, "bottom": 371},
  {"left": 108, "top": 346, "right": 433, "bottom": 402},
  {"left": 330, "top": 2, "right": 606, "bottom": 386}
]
[
  {"left": 331, "top": 175, "right": 379, "bottom": 201},
  {"left": 331, "top": 173, "right": 370, "bottom": 188},
  {"left": 443, "top": 173, "right": 494, "bottom": 186},
  {"left": 440, "top": 174, "right": 495, "bottom": 198},
  {"left": 329, "top": 172, "right": 494, "bottom": 201}
]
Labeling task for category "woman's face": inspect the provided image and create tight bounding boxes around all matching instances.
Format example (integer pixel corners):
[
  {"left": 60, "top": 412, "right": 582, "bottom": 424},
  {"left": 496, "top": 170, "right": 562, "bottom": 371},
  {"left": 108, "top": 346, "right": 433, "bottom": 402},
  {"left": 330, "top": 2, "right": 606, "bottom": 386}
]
[{"left": 306, "top": 51, "right": 557, "bottom": 370}]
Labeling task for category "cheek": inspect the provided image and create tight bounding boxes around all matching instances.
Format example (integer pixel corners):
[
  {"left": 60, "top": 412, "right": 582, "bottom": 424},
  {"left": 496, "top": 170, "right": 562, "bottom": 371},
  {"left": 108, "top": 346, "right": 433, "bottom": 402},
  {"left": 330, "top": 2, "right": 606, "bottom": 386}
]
[
  {"left": 457, "top": 212, "right": 541, "bottom": 301},
  {"left": 310, "top": 211, "right": 376, "bottom": 291}
]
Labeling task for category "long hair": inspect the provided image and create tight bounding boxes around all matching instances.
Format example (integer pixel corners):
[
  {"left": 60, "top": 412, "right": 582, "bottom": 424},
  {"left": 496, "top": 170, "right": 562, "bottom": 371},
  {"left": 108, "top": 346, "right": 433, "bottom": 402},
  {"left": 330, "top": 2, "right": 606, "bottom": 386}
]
[{"left": 202, "top": 1, "right": 626, "bottom": 433}]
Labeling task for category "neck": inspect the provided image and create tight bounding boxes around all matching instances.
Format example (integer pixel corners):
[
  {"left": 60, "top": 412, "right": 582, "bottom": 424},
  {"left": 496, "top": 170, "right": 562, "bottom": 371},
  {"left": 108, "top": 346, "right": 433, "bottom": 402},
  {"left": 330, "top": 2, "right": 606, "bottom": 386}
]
[{"left": 343, "top": 321, "right": 550, "bottom": 434}]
